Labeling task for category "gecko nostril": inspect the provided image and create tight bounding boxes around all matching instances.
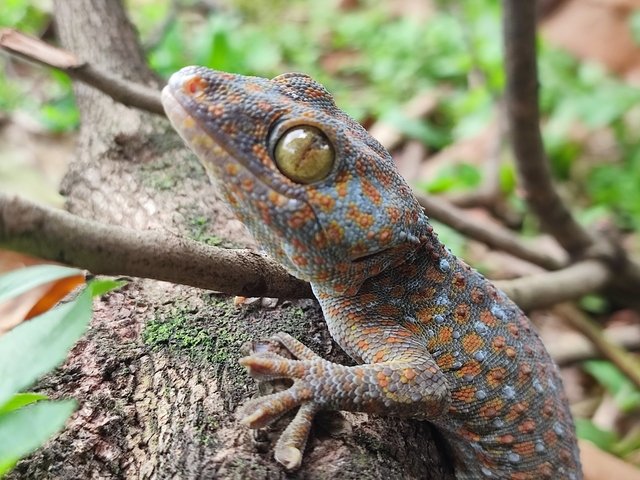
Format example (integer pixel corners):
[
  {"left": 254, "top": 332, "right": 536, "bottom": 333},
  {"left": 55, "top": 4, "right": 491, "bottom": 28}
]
[{"left": 183, "top": 76, "right": 207, "bottom": 96}]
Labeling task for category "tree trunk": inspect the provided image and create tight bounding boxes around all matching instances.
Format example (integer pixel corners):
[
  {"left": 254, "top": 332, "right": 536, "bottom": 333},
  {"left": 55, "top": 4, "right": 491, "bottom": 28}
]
[{"left": 10, "top": 1, "right": 453, "bottom": 478}]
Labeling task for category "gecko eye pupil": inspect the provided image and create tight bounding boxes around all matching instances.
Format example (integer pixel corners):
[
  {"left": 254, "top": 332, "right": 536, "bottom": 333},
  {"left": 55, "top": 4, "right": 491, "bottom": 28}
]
[{"left": 274, "top": 126, "right": 335, "bottom": 184}]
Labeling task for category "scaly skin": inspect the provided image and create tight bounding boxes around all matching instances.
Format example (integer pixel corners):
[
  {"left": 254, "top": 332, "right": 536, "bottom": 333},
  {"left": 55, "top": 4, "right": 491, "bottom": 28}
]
[{"left": 161, "top": 66, "right": 582, "bottom": 479}]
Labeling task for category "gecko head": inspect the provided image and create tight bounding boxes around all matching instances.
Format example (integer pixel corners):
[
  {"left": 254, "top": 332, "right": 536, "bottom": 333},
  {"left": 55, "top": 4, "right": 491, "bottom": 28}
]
[{"left": 162, "top": 66, "right": 430, "bottom": 292}]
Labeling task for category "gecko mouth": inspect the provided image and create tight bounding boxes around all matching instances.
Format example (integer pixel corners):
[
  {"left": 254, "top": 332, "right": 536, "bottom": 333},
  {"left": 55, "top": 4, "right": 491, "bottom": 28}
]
[{"left": 351, "top": 248, "right": 391, "bottom": 263}]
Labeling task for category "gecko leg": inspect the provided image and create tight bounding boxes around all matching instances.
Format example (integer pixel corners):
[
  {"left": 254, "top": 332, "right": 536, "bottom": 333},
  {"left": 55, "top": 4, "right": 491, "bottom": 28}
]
[{"left": 239, "top": 332, "right": 449, "bottom": 469}]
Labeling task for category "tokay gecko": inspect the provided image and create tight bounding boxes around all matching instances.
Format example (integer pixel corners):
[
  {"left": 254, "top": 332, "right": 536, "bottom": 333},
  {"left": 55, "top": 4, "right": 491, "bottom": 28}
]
[{"left": 161, "top": 66, "right": 582, "bottom": 479}]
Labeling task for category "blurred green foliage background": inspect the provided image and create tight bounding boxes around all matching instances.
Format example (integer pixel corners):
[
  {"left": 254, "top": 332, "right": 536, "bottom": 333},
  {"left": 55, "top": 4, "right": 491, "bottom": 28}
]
[{"left": 2, "top": 0, "right": 640, "bottom": 236}]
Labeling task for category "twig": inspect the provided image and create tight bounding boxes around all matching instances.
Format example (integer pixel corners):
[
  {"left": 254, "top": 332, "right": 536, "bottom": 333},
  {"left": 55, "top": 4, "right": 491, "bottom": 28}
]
[
  {"left": 0, "top": 28, "right": 164, "bottom": 115},
  {"left": 502, "top": 0, "right": 593, "bottom": 256},
  {"left": 546, "top": 324, "right": 640, "bottom": 366},
  {"left": 416, "top": 193, "right": 565, "bottom": 270},
  {"left": 0, "top": 194, "right": 311, "bottom": 299},
  {"left": 554, "top": 304, "right": 640, "bottom": 390},
  {"left": 495, "top": 260, "right": 612, "bottom": 311}
]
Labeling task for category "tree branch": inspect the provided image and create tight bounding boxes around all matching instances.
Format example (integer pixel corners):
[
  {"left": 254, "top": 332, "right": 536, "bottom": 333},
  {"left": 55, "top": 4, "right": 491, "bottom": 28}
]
[
  {"left": 416, "top": 193, "right": 565, "bottom": 270},
  {"left": 546, "top": 324, "right": 640, "bottom": 366},
  {"left": 554, "top": 304, "right": 640, "bottom": 391},
  {"left": 495, "top": 260, "right": 612, "bottom": 311},
  {"left": 0, "top": 194, "right": 311, "bottom": 299},
  {"left": 502, "top": 0, "right": 593, "bottom": 256},
  {"left": 0, "top": 28, "right": 164, "bottom": 115}
]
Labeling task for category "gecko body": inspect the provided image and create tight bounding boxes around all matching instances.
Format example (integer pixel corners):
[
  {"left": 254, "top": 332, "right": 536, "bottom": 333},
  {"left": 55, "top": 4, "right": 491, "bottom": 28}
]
[{"left": 161, "top": 66, "right": 582, "bottom": 479}]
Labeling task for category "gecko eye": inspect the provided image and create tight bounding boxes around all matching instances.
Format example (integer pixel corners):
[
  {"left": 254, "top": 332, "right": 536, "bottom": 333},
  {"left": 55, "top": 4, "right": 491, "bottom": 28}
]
[{"left": 273, "top": 126, "right": 335, "bottom": 184}]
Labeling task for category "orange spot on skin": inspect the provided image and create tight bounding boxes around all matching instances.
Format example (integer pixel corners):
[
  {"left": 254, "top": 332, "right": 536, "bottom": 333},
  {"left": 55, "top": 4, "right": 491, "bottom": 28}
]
[
  {"left": 386, "top": 207, "right": 401, "bottom": 223},
  {"left": 505, "top": 346, "right": 517, "bottom": 358},
  {"left": 361, "top": 326, "right": 382, "bottom": 335},
  {"left": 378, "top": 228, "right": 392, "bottom": 244},
  {"left": 480, "top": 309, "right": 498, "bottom": 327},
  {"left": 452, "top": 273, "right": 466, "bottom": 289},
  {"left": 470, "top": 287, "right": 485, "bottom": 303},
  {"left": 376, "top": 371, "right": 389, "bottom": 388},
  {"left": 498, "top": 434, "right": 515, "bottom": 445},
  {"left": 252, "top": 144, "right": 272, "bottom": 166},
  {"left": 335, "top": 172, "right": 350, "bottom": 197},
  {"left": 325, "top": 221, "right": 345, "bottom": 243},
  {"left": 402, "top": 368, "right": 416, "bottom": 382},
  {"left": 492, "top": 336, "right": 506, "bottom": 351},
  {"left": 346, "top": 204, "right": 374, "bottom": 228},
  {"left": 259, "top": 206, "right": 271, "bottom": 224},
  {"left": 309, "top": 191, "right": 336, "bottom": 212},
  {"left": 506, "top": 401, "right": 529, "bottom": 422},
  {"left": 361, "top": 179, "right": 382, "bottom": 204},
  {"left": 225, "top": 163, "right": 239, "bottom": 176},
  {"left": 452, "top": 386, "right": 477, "bottom": 404},
  {"left": 461, "top": 332, "right": 484, "bottom": 354},
  {"left": 518, "top": 363, "right": 533, "bottom": 383},
  {"left": 436, "top": 326, "right": 453, "bottom": 345},
  {"left": 267, "top": 191, "right": 282, "bottom": 206},
  {"left": 372, "top": 349, "right": 388, "bottom": 363},
  {"left": 478, "top": 397, "right": 504, "bottom": 419},
  {"left": 543, "top": 429, "right": 558, "bottom": 447},
  {"left": 486, "top": 367, "right": 507, "bottom": 388},
  {"left": 508, "top": 323, "right": 520, "bottom": 338},
  {"left": 518, "top": 419, "right": 536, "bottom": 434},
  {"left": 292, "top": 255, "right": 308, "bottom": 266},
  {"left": 222, "top": 123, "right": 237, "bottom": 136},
  {"left": 426, "top": 268, "right": 446, "bottom": 283},
  {"left": 454, "top": 304, "right": 471, "bottom": 323},
  {"left": 457, "top": 360, "right": 481, "bottom": 380},
  {"left": 224, "top": 192, "right": 238, "bottom": 206},
  {"left": 513, "top": 441, "right": 535, "bottom": 457},
  {"left": 208, "top": 103, "right": 224, "bottom": 117},
  {"left": 542, "top": 398, "right": 555, "bottom": 418},
  {"left": 436, "top": 352, "right": 455, "bottom": 369},
  {"left": 241, "top": 178, "right": 254, "bottom": 192},
  {"left": 288, "top": 206, "right": 314, "bottom": 229}
]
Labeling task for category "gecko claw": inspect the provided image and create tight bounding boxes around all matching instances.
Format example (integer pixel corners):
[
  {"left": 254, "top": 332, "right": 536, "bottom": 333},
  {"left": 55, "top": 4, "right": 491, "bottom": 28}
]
[{"left": 274, "top": 446, "right": 302, "bottom": 471}]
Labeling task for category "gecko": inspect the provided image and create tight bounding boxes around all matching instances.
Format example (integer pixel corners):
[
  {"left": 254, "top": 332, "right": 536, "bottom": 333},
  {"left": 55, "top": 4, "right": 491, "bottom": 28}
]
[{"left": 161, "top": 66, "right": 582, "bottom": 479}]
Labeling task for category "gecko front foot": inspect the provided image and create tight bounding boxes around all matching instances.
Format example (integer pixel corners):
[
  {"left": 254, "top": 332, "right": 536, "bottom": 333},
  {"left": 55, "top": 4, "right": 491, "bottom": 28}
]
[
  {"left": 239, "top": 332, "right": 325, "bottom": 469},
  {"left": 239, "top": 332, "right": 450, "bottom": 470}
]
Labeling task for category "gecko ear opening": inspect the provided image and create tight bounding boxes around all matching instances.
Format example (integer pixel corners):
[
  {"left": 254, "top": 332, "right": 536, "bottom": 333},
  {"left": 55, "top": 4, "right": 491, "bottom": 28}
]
[{"left": 273, "top": 126, "right": 335, "bottom": 184}]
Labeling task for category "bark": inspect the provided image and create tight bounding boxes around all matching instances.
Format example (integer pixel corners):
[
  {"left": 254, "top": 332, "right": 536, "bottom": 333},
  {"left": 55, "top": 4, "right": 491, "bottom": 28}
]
[{"left": 9, "top": 1, "right": 454, "bottom": 478}]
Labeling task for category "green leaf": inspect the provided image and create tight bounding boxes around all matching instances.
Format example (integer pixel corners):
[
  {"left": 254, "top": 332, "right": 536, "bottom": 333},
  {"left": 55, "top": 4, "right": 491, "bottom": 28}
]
[
  {"left": 579, "top": 294, "right": 608, "bottom": 314},
  {"left": 0, "top": 287, "right": 92, "bottom": 407},
  {"left": 575, "top": 418, "right": 618, "bottom": 452},
  {"left": 0, "top": 399, "right": 76, "bottom": 475},
  {"left": 0, "top": 393, "right": 48, "bottom": 415},
  {"left": 583, "top": 360, "right": 640, "bottom": 412},
  {"left": 88, "top": 278, "right": 127, "bottom": 298},
  {"left": 419, "top": 163, "right": 482, "bottom": 194},
  {"left": 0, "top": 265, "right": 82, "bottom": 304}
]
